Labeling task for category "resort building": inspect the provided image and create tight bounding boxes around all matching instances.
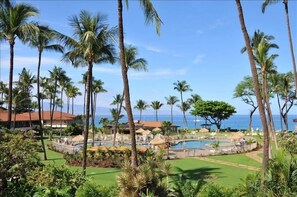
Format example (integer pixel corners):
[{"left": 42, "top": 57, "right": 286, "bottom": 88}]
[{"left": 0, "top": 110, "right": 76, "bottom": 129}]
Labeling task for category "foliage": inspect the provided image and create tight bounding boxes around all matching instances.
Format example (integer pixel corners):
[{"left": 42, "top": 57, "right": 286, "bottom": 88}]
[
  {"left": 198, "top": 183, "right": 233, "bottom": 197},
  {"left": 170, "top": 176, "right": 206, "bottom": 197},
  {"left": 210, "top": 141, "right": 220, "bottom": 149},
  {"left": 64, "top": 123, "right": 83, "bottom": 136},
  {"left": 191, "top": 100, "right": 236, "bottom": 130},
  {"left": 27, "top": 165, "right": 86, "bottom": 197},
  {"left": 0, "top": 132, "right": 42, "bottom": 195},
  {"left": 278, "top": 133, "right": 297, "bottom": 154},
  {"left": 75, "top": 180, "right": 118, "bottom": 197},
  {"left": 116, "top": 150, "right": 171, "bottom": 197}
]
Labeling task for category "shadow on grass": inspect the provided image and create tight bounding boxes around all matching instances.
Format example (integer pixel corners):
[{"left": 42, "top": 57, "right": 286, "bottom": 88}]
[
  {"left": 45, "top": 157, "right": 65, "bottom": 161},
  {"left": 171, "top": 166, "right": 223, "bottom": 181}
]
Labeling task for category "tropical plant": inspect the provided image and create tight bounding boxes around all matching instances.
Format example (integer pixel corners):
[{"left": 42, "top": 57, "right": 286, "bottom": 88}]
[
  {"left": 134, "top": 99, "right": 149, "bottom": 121},
  {"left": 91, "top": 79, "right": 107, "bottom": 146},
  {"left": 66, "top": 84, "right": 81, "bottom": 115},
  {"left": 165, "top": 95, "right": 179, "bottom": 124},
  {"left": 187, "top": 94, "right": 202, "bottom": 129},
  {"left": 0, "top": 1, "right": 39, "bottom": 129},
  {"left": 75, "top": 180, "right": 118, "bottom": 197},
  {"left": 117, "top": 0, "right": 161, "bottom": 170},
  {"left": 173, "top": 80, "right": 192, "bottom": 129},
  {"left": 111, "top": 94, "right": 124, "bottom": 146},
  {"left": 262, "top": 0, "right": 297, "bottom": 98},
  {"left": 62, "top": 10, "right": 116, "bottom": 174},
  {"left": 235, "top": 0, "right": 270, "bottom": 171},
  {"left": 151, "top": 100, "right": 163, "bottom": 121},
  {"left": 26, "top": 24, "right": 64, "bottom": 160}
]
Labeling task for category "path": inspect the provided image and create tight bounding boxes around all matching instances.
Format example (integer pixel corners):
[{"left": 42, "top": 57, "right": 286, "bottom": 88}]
[
  {"left": 195, "top": 157, "right": 261, "bottom": 171},
  {"left": 245, "top": 148, "right": 263, "bottom": 163}
]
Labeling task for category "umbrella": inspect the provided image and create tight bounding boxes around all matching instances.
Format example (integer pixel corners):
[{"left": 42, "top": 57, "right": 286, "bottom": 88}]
[
  {"left": 199, "top": 128, "right": 209, "bottom": 133},
  {"left": 152, "top": 127, "right": 161, "bottom": 132},
  {"left": 150, "top": 136, "right": 166, "bottom": 145},
  {"left": 142, "top": 130, "right": 151, "bottom": 135},
  {"left": 136, "top": 128, "right": 146, "bottom": 134},
  {"left": 71, "top": 135, "right": 84, "bottom": 142},
  {"left": 229, "top": 132, "right": 245, "bottom": 140}
]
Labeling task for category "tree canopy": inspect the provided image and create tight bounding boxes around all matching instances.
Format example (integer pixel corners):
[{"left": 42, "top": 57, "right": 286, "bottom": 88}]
[{"left": 190, "top": 100, "right": 236, "bottom": 131}]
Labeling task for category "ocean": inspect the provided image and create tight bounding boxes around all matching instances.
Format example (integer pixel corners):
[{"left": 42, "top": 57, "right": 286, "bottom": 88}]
[{"left": 94, "top": 114, "right": 297, "bottom": 131}]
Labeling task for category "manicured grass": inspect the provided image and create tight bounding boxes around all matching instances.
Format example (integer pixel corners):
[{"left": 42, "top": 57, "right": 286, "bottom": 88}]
[
  {"left": 168, "top": 158, "right": 256, "bottom": 187},
  {"left": 207, "top": 154, "right": 261, "bottom": 167},
  {"left": 40, "top": 147, "right": 257, "bottom": 188}
]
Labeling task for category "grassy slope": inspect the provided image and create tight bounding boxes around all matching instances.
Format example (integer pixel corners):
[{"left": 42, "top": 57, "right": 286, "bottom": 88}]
[{"left": 207, "top": 154, "right": 261, "bottom": 167}]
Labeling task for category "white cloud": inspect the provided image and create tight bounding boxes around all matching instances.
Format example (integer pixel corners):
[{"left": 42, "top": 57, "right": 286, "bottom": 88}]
[
  {"left": 208, "top": 18, "right": 230, "bottom": 30},
  {"left": 129, "top": 68, "right": 188, "bottom": 79},
  {"left": 193, "top": 54, "right": 205, "bottom": 64},
  {"left": 145, "top": 46, "right": 161, "bottom": 53},
  {"left": 1, "top": 56, "right": 60, "bottom": 69},
  {"left": 93, "top": 66, "right": 121, "bottom": 75}
]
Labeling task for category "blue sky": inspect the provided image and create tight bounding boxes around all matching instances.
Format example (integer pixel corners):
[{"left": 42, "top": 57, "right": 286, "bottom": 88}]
[{"left": 0, "top": 0, "right": 296, "bottom": 115}]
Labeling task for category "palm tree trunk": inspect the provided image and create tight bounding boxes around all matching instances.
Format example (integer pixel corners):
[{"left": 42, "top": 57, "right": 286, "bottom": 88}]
[
  {"left": 140, "top": 110, "right": 142, "bottom": 121},
  {"left": 118, "top": 0, "right": 138, "bottom": 169},
  {"left": 82, "top": 62, "right": 92, "bottom": 175},
  {"left": 284, "top": 1, "right": 297, "bottom": 97},
  {"left": 113, "top": 91, "right": 124, "bottom": 146},
  {"left": 91, "top": 90, "right": 95, "bottom": 147},
  {"left": 7, "top": 43, "right": 14, "bottom": 129},
  {"left": 37, "top": 51, "right": 47, "bottom": 160},
  {"left": 72, "top": 97, "right": 74, "bottom": 115},
  {"left": 236, "top": 0, "right": 270, "bottom": 172},
  {"left": 170, "top": 105, "right": 173, "bottom": 124},
  {"left": 51, "top": 81, "right": 57, "bottom": 128},
  {"left": 67, "top": 96, "right": 70, "bottom": 114},
  {"left": 60, "top": 89, "right": 63, "bottom": 137}
]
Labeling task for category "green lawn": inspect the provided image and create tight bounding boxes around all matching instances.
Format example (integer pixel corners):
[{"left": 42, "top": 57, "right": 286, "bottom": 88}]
[
  {"left": 207, "top": 154, "right": 261, "bottom": 167},
  {"left": 169, "top": 158, "right": 256, "bottom": 187},
  {"left": 39, "top": 141, "right": 258, "bottom": 188}
]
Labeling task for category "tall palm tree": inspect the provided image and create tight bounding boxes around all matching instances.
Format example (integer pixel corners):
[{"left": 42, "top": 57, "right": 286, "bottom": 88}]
[
  {"left": 79, "top": 71, "right": 88, "bottom": 121},
  {"left": 165, "top": 95, "right": 179, "bottom": 124},
  {"left": 65, "top": 84, "right": 81, "bottom": 115},
  {"left": 17, "top": 68, "right": 36, "bottom": 128},
  {"left": 177, "top": 101, "right": 191, "bottom": 128},
  {"left": 26, "top": 24, "right": 63, "bottom": 160},
  {"left": 62, "top": 10, "right": 116, "bottom": 175},
  {"left": 59, "top": 75, "right": 71, "bottom": 137},
  {"left": 111, "top": 93, "right": 124, "bottom": 146},
  {"left": 134, "top": 99, "right": 149, "bottom": 121},
  {"left": 151, "top": 100, "right": 163, "bottom": 121},
  {"left": 173, "top": 80, "right": 192, "bottom": 129},
  {"left": 91, "top": 79, "right": 107, "bottom": 146},
  {"left": 235, "top": 0, "right": 270, "bottom": 172},
  {"left": 49, "top": 66, "right": 66, "bottom": 127},
  {"left": 0, "top": 81, "right": 7, "bottom": 105},
  {"left": 0, "top": 1, "right": 38, "bottom": 129},
  {"left": 187, "top": 94, "right": 202, "bottom": 128},
  {"left": 117, "top": 0, "right": 161, "bottom": 170},
  {"left": 262, "top": 0, "right": 297, "bottom": 97}
]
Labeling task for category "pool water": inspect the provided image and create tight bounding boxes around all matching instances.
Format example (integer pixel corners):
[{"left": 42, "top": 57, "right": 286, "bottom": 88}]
[{"left": 171, "top": 140, "right": 227, "bottom": 150}]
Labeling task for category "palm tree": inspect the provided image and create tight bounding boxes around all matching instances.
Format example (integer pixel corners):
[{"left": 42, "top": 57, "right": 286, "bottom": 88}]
[
  {"left": 59, "top": 75, "right": 71, "bottom": 137},
  {"left": 49, "top": 66, "right": 66, "bottom": 127},
  {"left": 0, "top": 81, "right": 7, "bottom": 105},
  {"left": 26, "top": 24, "right": 63, "bottom": 160},
  {"left": 187, "top": 94, "right": 202, "bottom": 128},
  {"left": 0, "top": 1, "right": 38, "bottom": 129},
  {"left": 165, "top": 95, "right": 179, "bottom": 124},
  {"left": 79, "top": 71, "right": 89, "bottom": 121},
  {"left": 151, "top": 101, "right": 163, "bottom": 121},
  {"left": 262, "top": 0, "right": 297, "bottom": 97},
  {"left": 17, "top": 68, "right": 36, "bottom": 128},
  {"left": 65, "top": 84, "right": 81, "bottom": 115},
  {"left": 91, "top": 79, "right": 107, "bottom": 146},
  {"left": 134, "top": 99, "right": 149, "bottom": 121},
  {"left": 235, "top": 0, "right": 270, "bottom": 172},
  {"left": 117, "top": 0, "right": 161, "bottom": 170},
  {"left": 173, "top": 80, "right": 192, "bottom": 129},
  {"left": 111, "top": 94, "right": 124, "bottom": 146},
  {"left": 177, "top": 101, "right": 191, "bottom": 128},
  {"left": 62, "top": 10, "right": 116, "bottom": 175}
]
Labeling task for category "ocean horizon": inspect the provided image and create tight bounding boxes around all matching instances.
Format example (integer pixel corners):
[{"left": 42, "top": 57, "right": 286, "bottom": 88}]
[{"left": 93, "top": 114, "right": 297, "bottom": 131}]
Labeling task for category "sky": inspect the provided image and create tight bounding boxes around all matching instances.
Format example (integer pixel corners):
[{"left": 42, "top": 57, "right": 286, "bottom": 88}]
[{"left": 0, "top": 0, "right": 296, "bottom": 116}]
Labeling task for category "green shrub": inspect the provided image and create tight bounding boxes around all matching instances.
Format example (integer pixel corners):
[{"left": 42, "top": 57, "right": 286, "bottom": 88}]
[{"left": 75, "top": 181, "right": 118, "bottom": 197}]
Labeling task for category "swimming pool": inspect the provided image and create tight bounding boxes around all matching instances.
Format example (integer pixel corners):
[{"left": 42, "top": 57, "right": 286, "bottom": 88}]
[{"left": 171, "top": 139, "right": 228, "bottom": 150}]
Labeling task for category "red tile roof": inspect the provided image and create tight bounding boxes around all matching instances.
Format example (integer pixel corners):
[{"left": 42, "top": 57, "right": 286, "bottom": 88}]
[{"left": 0, "top": 110, "right": 76, "bottom": 122}]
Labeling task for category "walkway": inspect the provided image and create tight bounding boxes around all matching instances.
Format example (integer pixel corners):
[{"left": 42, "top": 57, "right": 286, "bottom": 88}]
[
  {"left": 245, "top": 148, "right": 263, "bottom": 163},
  {"left": 195, "top": 157, "right": 261, "bottom": 171}
]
